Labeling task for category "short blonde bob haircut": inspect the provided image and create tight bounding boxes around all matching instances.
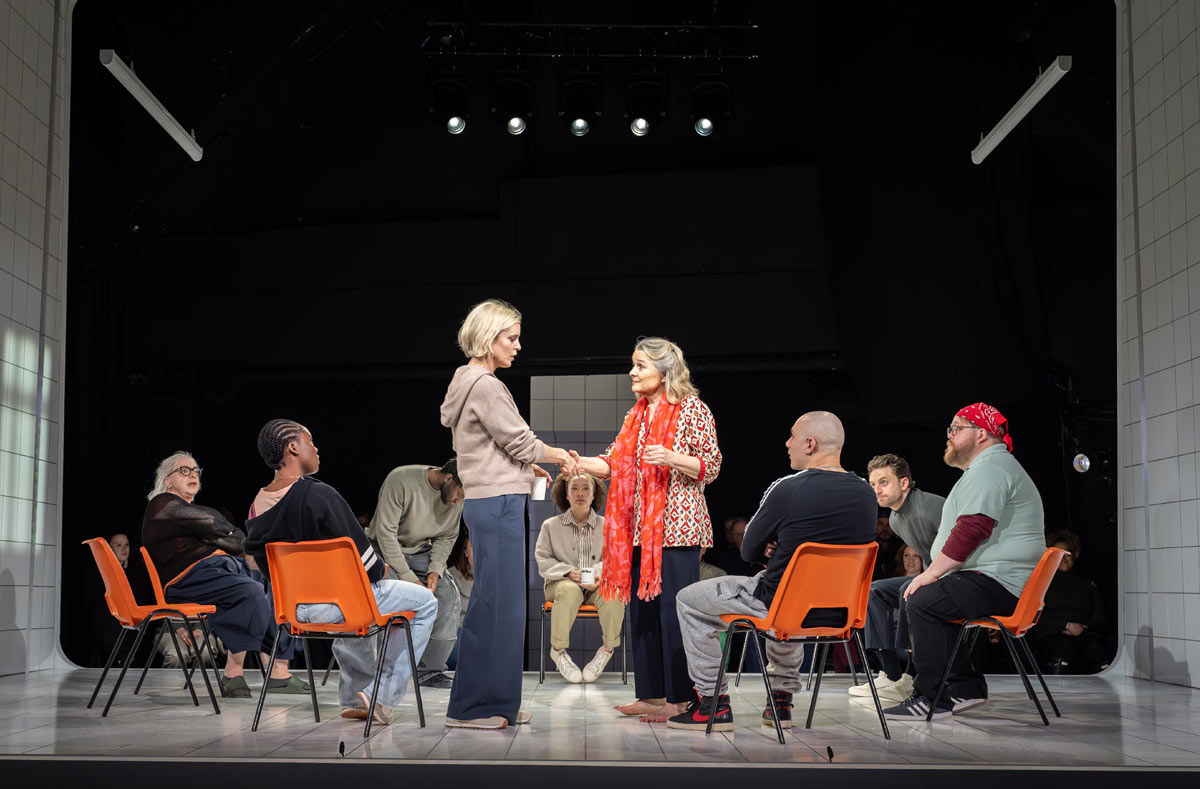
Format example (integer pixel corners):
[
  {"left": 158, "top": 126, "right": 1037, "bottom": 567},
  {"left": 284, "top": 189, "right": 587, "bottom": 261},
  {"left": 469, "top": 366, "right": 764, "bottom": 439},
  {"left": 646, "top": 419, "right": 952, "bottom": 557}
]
[
  {"left": 635, "top": 336, "right": 698, "bottom": 403},
  {"left": 147, "top": 450, "right": 196, "bottom": 501},
  {"left": 550, "top": 472, "right": 607, "bottom": 514},
  {"left": 457, "top": 298, "right": 523, "bottom": 359}
]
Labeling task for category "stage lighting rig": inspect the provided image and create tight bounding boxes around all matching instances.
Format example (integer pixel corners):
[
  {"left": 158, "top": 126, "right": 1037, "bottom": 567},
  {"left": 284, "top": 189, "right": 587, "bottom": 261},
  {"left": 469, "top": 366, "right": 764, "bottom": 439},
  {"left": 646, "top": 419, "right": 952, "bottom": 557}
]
[
  {"left": 624, "top": 69, "right": 667, "bottom": 137},
  {"left": 691, "top": 72, "right": 732, "bottom": 136},
  {"left": 559, "top": 69, "right": 602, "bottom": 137},
  {"left": 491, "top": 66, "right": 534, "bottom": 135},
  {"left": 427, "top": 63, "right": 469, "bottom": 135}
]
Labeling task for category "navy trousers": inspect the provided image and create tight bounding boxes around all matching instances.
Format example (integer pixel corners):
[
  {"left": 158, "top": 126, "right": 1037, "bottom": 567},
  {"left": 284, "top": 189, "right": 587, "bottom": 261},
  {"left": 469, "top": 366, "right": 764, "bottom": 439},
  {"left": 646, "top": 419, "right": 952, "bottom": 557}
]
[
  {"left": 447, "top": 494, "right": 526, "bottom": 724},
  {"left": 630, "top": 545, "right": 700, "bottom": 704},
  {"left": 166, "top": 554, "right": 295, "bottom": 659}
]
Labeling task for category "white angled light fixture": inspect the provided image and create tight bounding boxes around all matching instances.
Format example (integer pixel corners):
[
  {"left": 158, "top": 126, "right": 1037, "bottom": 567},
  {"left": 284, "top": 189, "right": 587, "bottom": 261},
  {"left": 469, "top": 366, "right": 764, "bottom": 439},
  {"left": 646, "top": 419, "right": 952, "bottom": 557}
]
[
  {"left": 971, "top": 55, "right": 1071, "bottom": 165},
  {"left": 99, "top": 49, "right": 203, "bottom": 162}
]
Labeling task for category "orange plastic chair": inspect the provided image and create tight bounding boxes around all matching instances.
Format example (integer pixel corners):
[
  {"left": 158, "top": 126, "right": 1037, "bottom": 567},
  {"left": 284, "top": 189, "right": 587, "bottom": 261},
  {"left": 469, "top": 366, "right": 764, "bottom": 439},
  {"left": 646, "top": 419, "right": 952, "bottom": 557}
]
[
  {"left": 712, "top": 541, "right": 887, "bottom": 743},
  {"left": 132, "top": 546, "right": 228, "bottom": 698},
  {"left": 927, "top": 546, "right": 1067, "bottom": 725},
  {"left": 82, "top": 538, "right": 220, "bottom": 716},
  {"left": 250, "top": 537, "right": 423, "bottom": 737},
  {"left": 538, "top": 601, "right": 629, "bottom": 684}
]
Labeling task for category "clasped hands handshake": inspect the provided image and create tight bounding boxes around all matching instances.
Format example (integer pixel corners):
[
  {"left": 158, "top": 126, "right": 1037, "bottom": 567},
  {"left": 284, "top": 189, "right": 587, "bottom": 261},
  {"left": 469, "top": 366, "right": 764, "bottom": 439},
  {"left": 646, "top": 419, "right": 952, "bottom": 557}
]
[{"left": 534, "top": 445, "right": 677, "bottom": 481}]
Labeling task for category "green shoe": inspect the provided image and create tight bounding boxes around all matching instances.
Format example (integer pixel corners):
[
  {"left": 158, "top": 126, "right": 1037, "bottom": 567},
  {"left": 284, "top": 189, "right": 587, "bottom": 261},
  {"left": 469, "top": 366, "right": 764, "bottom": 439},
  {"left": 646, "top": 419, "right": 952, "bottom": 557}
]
[
  {"left": 223, "top": 675, "right": 251, "bottom": 698},
  {"left": 265, "top": 675, "right": 311, "bottom": 694}
]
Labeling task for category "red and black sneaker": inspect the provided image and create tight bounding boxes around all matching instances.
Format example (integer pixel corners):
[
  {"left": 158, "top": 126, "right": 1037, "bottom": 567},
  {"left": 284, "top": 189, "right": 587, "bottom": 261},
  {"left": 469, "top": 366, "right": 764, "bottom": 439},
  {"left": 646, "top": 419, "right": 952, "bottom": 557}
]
[
  {"left": 762, "top": 690, "right": 794, "bottom": 729},
  {"left": 667, "top": 693, "right": 734, "bottom": 732}
]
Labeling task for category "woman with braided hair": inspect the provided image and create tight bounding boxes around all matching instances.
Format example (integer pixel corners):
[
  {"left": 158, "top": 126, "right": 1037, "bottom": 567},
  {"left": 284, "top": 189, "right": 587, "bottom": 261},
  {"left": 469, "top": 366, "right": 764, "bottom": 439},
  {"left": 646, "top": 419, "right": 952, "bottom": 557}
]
[
  {"left": 439, "top": 299, "right": 575, "bottom": 730},
  {"left": 243, "top": 419, "right": 438, "bottom": 726},
  {"left": 142, "top": 451, "right": 306, "bottom": 698}
]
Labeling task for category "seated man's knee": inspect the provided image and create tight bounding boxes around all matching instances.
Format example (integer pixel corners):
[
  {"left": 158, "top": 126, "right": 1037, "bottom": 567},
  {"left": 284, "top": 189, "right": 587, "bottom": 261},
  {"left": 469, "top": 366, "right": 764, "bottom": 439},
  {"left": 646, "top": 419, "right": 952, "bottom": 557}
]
[{"left": 554, "top": 583, "right": 583, "bottom": 605}]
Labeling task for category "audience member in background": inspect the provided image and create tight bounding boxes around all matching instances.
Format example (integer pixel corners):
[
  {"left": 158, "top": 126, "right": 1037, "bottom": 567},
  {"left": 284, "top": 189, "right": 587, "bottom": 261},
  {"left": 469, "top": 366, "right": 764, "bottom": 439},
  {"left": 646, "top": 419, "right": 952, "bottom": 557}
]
[
  {"left": 1030, "top": 529, "right": 1113, "bottom": 674},
  {"left": 536, "top": 472, "right": 623, "bottom": 683},
  {"left": 572, "top": 337, "right": 723, "bottom": 723},
  {"left": 444, "top": 528, "right": 473, "bottom": 671},
  {"left": 885, "top": 404, "right": 1044, "bottom": 720},
  {"left": 671, "top": 411, "right": 876, "bottom": 731},
  {"left": 440, "top": 299, "right": 574, "bottom": 729},
  {"left": 367, "top": 459, "right": 465, "bottom": 689},
  {"left": 244, "top": 419, "right": 437, "bottom": 726},
  {"left": 699, "top": 552, "right": 726, "bottom": 581},
  {"left": 896, "top": 545, "right": 924, "bottom": 577},
  {"left": 715, "top": 516, "right": 759, "bottom": 576},
  {"left": 851, "top": 454, "right": 945, "bottom": 706},
  {"left": 87, "top": 532, "right": 156, "bottom": 666},
  {"left": 871, "top": 513, "right": 903, "bottom": 580},
  {"left": 142, "top": 451, "right": 304, "bottom": 698}
]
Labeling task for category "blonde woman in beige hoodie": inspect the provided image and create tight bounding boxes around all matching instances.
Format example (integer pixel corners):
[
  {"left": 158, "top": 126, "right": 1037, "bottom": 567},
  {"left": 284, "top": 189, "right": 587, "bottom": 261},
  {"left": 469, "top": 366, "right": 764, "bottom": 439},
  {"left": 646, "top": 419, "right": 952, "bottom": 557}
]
[{"left": 439, "top": 298, "right": 575, "bottom": 730}]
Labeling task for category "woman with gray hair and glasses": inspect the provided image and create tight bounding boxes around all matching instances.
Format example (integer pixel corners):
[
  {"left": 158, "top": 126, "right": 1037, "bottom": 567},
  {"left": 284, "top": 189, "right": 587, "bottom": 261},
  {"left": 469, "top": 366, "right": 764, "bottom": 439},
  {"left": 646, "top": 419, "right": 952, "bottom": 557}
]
[{"left": 141, "top": 451, "right": 307, "bottom": 698}]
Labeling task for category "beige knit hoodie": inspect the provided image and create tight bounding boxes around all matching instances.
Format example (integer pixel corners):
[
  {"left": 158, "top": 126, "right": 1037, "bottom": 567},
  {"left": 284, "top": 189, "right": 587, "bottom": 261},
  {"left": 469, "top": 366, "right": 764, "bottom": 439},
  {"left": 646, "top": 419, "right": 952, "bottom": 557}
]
[{"left": 440, "top": 364, "right": 548, "bottom": 500}]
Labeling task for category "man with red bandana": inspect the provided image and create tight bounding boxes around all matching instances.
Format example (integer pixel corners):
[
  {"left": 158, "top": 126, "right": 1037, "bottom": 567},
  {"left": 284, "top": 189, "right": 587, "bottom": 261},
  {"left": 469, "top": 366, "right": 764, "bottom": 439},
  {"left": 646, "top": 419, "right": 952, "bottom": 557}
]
[{"left": 882, "top": 403, "right": 1045, "bottom": 721}]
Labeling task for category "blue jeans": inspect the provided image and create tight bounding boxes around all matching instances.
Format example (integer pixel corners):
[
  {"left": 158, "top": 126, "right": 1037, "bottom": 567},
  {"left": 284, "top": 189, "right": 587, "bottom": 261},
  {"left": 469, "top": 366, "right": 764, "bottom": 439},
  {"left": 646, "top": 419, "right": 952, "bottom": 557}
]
[
  {"left": 295, "top": 579, "right": 437, "bottom": 709},
  {"left": 447, "top": 494, "right": 526, "bottom": 723},
  {"left": 865, "top": 575, "right": 915, "bottom": 652}
]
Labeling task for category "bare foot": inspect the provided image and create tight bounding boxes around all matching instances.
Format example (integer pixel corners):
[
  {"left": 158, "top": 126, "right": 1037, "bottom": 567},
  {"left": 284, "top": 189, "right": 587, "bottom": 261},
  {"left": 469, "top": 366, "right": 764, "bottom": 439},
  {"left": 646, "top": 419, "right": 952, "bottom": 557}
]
[
  {"left": 615, "top": 699, "right": 665, "bottom": 716},
  {"left": 639, "top": 701, "right": 687, "bottom": 723}
]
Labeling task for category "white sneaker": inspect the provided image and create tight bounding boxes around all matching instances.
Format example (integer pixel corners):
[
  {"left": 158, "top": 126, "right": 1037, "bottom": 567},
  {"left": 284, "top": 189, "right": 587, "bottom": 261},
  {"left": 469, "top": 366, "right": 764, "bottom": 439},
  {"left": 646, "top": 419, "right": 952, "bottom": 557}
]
[
  {"left": 848, "top": 671, "right": 913, "bottom": 702},
  {"left": 951, "top": 696, "right": 987, "bottom": 713},
  {"left": 551, "top": 648, "right": 583, "bottom": 683},
  {"left": 580, "top": 647, "right": 614, "bottom": 683}
]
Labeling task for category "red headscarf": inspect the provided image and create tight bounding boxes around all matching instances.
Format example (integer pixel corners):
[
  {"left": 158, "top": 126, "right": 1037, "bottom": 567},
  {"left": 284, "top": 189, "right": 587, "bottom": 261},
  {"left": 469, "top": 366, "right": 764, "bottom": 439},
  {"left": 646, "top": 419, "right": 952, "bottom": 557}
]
[{"left": 956, "top": 402, "right": 1013, "bottom": 452}]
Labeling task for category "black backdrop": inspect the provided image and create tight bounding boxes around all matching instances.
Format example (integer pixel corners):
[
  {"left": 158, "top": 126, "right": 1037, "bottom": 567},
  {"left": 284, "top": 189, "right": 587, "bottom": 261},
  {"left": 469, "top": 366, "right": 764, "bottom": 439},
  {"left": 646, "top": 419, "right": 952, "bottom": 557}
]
[{"left": 59, "top": 1, "right": 1118, "bottom": 665}]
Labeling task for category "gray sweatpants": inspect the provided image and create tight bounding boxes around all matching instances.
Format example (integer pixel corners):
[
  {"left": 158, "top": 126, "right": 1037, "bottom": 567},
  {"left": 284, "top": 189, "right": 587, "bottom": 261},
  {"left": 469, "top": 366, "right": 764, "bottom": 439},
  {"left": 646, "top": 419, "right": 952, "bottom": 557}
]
[
  {"left": 406, "top": 548, "right": 460, "bottom": 673},
  {"left": 676, "top": 572, "right": 806, "bottom": 696}
]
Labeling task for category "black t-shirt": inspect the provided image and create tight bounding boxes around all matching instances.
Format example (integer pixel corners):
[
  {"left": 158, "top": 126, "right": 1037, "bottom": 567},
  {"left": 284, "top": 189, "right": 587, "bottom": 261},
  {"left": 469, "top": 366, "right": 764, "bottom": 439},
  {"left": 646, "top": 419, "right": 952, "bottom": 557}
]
[{"left": 741, "top": 469, "right": 878, "bottom": 607}]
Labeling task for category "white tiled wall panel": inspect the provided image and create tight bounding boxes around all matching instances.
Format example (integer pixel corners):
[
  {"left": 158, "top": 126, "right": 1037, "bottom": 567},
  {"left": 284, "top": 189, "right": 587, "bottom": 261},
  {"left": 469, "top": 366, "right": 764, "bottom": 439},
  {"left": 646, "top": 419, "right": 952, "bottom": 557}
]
[
  {"left": 0, "top": 0, "right": 68, "bottom": 676},
  {"left": 1120, "top": 0, "right": 1200, "bottom": 688}
]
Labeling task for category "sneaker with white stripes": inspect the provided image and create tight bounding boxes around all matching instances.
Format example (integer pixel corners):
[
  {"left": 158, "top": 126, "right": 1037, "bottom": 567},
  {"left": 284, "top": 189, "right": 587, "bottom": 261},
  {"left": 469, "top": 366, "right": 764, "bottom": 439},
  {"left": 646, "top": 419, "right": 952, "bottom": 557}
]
[
  {"left": 882, "top": 694, "right": 952, "bottom": 721},
  {"left": 951, "top": 696, "right": 987, "bottom": 713}
]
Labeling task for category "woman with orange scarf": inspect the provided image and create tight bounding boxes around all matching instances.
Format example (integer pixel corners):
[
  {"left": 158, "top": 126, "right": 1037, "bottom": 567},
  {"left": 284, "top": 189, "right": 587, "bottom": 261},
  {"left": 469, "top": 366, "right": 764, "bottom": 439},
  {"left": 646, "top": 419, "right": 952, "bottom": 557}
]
[{"left": 573, "top": 337, "right": 722, "bottom": 721}]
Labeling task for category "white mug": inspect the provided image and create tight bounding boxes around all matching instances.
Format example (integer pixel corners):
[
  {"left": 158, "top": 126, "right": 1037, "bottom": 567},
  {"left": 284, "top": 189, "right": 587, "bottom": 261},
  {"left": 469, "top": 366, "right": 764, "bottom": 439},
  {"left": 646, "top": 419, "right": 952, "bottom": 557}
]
[
  {"left": 580, "top": 567, "right": 596, "bottom": 585},
  {"left": 531, "top": 477, "right": 547, "bottom": 500}
]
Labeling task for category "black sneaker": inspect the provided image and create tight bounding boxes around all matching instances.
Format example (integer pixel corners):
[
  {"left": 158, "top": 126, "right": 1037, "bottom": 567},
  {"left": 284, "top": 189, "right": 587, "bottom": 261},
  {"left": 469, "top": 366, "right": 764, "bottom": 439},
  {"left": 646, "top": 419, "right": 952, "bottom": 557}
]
[
  {"left": 882, "top": 694, "right": 951, "bottom": 721},
  {"left": 761, "top": 690, "right": 793, "bottom": 729},
  {"left": 666, "top": 694, "right": 734, "bottom": 732},
  {"left": 418, "top": 671, "right": 455, "bottom": 689}
]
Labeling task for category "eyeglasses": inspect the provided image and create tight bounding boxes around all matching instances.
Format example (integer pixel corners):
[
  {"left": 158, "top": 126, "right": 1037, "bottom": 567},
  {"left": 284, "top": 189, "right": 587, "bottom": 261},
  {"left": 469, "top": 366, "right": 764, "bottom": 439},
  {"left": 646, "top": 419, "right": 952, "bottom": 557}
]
[
  {"left": 169, "top": 466, "right": 203, "bottom": 479},
  {"left": 946, "top": 424, "right": 982, "bottom": 438}
]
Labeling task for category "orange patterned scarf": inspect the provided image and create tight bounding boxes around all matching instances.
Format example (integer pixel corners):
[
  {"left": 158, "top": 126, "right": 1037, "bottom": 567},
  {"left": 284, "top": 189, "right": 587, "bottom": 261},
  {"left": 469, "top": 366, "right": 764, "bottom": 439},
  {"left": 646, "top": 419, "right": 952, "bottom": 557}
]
[{"left": 599, "top": 396, "right": 682, "bottom": 603}]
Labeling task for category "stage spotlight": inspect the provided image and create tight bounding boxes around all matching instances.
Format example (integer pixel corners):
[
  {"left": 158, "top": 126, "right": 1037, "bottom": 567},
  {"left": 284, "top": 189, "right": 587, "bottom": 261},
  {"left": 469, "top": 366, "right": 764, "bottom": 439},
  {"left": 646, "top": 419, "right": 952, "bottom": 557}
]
[
  {"left": 624, "top": 69, "right": 667, "bottom": 137},
  {"left": 491, "top": 67, "right": 533, "bottom": 136},
  {"left": 1072, "top": 453, "right": 1090, "bottom": 473},
  {"left": 427, "top": 63, "right": 469, "bottom": 135},
  {"left": 691, "top": 73, "right": 732, "bottom": 137},
  {"left": 560, "top": 70, "right": 601, "bottom": 138}
]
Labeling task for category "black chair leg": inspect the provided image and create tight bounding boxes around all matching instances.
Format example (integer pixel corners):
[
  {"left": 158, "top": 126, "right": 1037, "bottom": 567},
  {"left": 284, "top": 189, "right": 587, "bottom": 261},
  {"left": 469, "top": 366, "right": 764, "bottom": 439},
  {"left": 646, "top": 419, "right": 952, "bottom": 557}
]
[
  {"left": 1018, "top": 636, "right": 1061, "bottom": 717},
  {"left": 852, "top": 630, "right": 890, "bottom": 739},
  {"left": 89, "top": 628, "right": 128, "bottom": 709},
  {"left": 166, "top": 624, "right": 200, "bottom": 707},
  {"left": 403, "top": 621, "right": 425, "bottom": 728},
  {"left": 251, "top": 628, "right": 284, "bottom": 732},
  {"left": 927, "top": 626, "right": 968, "bottom": 722},
  {"left": 706, "top": 622, "right": 737, "bottom": 736},
  {"left": 753, "top": 632, "right": 785, "bottom": 744},
  {"left": 134, "top": 624, "right": 166, "bottom": 696},
  {"left": 366, "top": 628, "right": 391, "bottom": 737},
  {"left": 322, "top": 653, "right": 337, "bottom": 687},
  {"left": 999, "top": 631, "right": 1048, "bottom": 725},
  {"left": 301, "top": 636, "right": 319, "bottom": 723},
  {"left": 734, "top": 632, "right": 750, "bottom": 687},
  {"left": 621, "top": 615, "right": 629, "bottom": 685},
  {"left": 182, "top": 619, "right": 220, "bottom": 714},
  {"left": 198, "top": 618, "right": 226, "bottom": 697},
  {"left": 805, "top": 644, "right": 817, "bottom": 692},
  {"left": 844, "top": 641, "right": 859, "bottom": 686},
  {"left": 102, "top": 621, "right": 151, "bottom": 717},
  {"left": 539, "top": 608, "right": 547, "bottom": 684},
  {"left": 805, "top": 642, "right": 829, "bottom": 729}
]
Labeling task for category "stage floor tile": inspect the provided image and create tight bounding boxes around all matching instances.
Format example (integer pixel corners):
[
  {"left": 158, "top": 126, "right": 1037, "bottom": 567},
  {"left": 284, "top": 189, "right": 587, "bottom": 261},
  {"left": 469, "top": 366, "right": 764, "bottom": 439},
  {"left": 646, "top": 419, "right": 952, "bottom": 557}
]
[{"left": 0, "top": 667, "right": 1197, "bottom": 767}]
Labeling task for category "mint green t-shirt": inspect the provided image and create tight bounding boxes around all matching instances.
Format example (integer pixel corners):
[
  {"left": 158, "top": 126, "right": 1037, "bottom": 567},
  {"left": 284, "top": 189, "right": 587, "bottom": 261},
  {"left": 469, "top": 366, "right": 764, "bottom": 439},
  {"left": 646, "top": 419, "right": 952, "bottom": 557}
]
[{"left": 930, "top": 444, "right": 1045, "bottom": 597}]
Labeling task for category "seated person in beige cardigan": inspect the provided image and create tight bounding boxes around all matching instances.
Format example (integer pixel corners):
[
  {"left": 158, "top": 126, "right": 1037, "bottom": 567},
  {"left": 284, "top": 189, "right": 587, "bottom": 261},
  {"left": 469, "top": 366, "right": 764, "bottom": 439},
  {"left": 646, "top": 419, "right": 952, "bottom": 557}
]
[{"left": 535, "top": 472, "right": 624, "bottom": 683}]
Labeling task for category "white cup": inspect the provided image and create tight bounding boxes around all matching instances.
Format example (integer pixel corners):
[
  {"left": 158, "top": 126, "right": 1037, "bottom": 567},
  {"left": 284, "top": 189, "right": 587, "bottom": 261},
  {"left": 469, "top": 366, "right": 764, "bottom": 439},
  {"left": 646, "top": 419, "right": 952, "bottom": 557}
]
[
  {"left": 580, "top": 568, "right": 596, "bottom": 585},
  {"left": 531, "top": 477, "right": 547, "bottom": 500}
]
